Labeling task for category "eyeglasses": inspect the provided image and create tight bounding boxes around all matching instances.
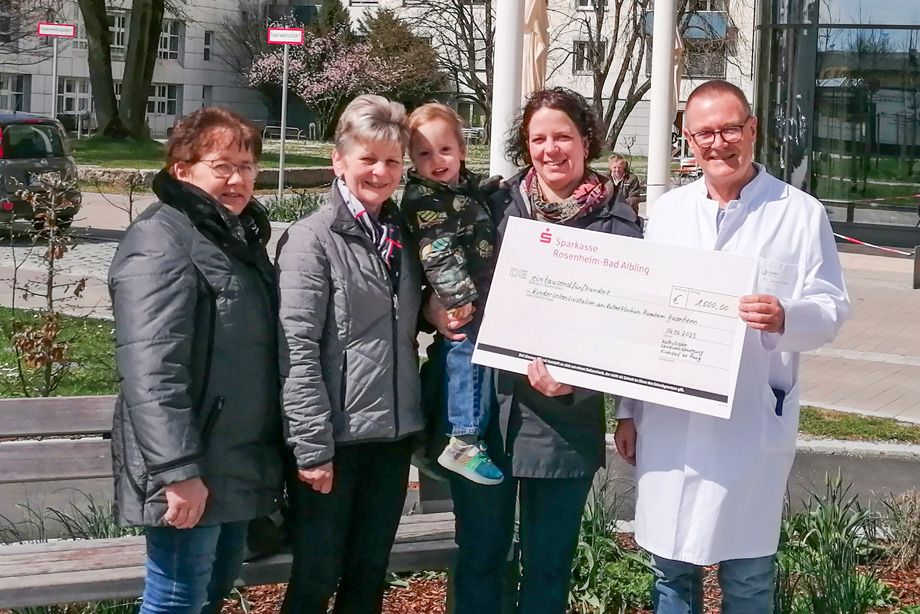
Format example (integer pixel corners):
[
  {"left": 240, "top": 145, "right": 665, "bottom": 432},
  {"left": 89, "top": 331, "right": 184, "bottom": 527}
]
[
  {"left": 688, "top": 117, "right": 751, "bottom": 148},
  {"left": 197, "top": 159, "right": 260, "bottom": 181}
]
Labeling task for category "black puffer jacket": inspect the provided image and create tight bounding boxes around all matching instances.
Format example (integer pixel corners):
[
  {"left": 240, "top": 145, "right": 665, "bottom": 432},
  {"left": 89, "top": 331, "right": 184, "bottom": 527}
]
[
  {"left": 491, "top": 168, "right": 643, "bottom": 478},
  {"left": 108, "top": 170, "right": 284, "bottom": 527}
]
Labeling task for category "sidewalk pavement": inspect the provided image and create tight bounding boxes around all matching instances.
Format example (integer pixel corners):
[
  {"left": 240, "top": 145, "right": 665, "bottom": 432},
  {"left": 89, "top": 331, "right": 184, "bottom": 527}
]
[
  {"left": 799, "top": 249, "right": 920, "bottom": 423},
  {"left": 3, "top": 196, "right": 919, "bottom": 422}
]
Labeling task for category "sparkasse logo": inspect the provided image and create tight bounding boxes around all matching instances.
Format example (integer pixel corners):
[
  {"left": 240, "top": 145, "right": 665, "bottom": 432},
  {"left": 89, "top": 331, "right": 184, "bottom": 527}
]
[{"left": 539, "top": 228, "right": 552, "bottom": 244}]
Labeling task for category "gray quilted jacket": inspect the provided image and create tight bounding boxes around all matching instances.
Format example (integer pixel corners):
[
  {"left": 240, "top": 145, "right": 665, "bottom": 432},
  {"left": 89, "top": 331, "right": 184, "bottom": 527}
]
[
  {"left": 276, "top": 185, "right": 424, "bottom": 469},
  {"left": 108, "top": 170, "right": 284, "bottom": 527}
]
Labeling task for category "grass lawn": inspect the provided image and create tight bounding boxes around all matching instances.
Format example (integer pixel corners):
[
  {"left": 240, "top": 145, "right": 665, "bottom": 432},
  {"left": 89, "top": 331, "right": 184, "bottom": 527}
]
[
  {"left": 800, "top": 406, "right": 920, "bottom": 444},
  {"left": 72, "top": 137, "right": 329, "bottom": 169},
  {"left": 0, "top": 307, "right": 117, "bottom": 398}
]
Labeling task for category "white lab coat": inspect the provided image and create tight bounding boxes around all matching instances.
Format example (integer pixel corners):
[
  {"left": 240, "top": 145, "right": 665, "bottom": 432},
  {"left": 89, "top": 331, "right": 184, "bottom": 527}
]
[{"left": 619, "top": 165, "right": 849, "bottom": 565}]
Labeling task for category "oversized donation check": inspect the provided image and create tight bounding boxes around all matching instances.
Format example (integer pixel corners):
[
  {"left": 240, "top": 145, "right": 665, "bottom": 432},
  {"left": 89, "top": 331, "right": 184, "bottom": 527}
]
[{"left": 472, "top": 217, "right": 758, "bottom": 419}]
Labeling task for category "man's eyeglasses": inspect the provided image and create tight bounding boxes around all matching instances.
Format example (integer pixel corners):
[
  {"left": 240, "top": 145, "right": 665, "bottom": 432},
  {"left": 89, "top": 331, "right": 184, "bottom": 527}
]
[
  {"left": 688, "top": 118, "right": 751, "bottom": 148},
  {"left": 197, "top": 159, "right": 260, "bottom": 181}
]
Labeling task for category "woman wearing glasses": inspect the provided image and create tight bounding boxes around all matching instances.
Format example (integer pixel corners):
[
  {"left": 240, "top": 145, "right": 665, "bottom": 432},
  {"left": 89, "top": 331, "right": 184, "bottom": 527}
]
[{"left": 108, "top": 106, "right": 283, "bottom": 613}]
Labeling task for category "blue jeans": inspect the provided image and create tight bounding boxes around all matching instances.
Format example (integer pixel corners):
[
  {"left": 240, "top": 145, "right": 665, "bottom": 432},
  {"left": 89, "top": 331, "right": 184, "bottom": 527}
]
[
  {"left": 650, "top": 553, "right": 776, "bottom": 614},
  {"left": 444, "top": 320, "right": 492, "bottom": 437},
  {"left": 141, "top": 521, "right": 248, "bottom": 614}
]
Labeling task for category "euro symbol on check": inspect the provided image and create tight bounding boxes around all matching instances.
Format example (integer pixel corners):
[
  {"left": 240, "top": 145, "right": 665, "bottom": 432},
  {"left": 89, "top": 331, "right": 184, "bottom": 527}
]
[{"left": 672, "top": 294, "right": 684, "bottom": 304}]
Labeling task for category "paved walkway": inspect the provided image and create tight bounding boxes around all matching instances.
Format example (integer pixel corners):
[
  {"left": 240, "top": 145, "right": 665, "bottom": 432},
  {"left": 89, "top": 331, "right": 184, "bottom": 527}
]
[
  {"left": 3, "top": 195, "right": 919, "bottom": 422},
  {"left": 799, "top": 248, "right": 920, "bottom": 423}
]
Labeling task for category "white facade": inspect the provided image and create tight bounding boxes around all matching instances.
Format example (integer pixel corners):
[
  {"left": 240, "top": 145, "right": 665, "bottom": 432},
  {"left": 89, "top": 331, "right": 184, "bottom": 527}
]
[
  {"left": 0, "top": 0, "right": 757, "bottom": 144},
  {"left": 1, "top": 0, "right": 269, "bottom": 136},
  {"left": 349, "top": 0, "right": 756, "bottom": 156}
]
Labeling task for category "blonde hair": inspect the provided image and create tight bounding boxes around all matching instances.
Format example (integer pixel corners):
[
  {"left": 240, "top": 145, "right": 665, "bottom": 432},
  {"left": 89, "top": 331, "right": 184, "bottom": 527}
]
[
  {"left": 407, "top": 103, "right": 466, "bottom": 155},
  {"left": 334, "top": 95, "right": 409, "bottom": 153}
]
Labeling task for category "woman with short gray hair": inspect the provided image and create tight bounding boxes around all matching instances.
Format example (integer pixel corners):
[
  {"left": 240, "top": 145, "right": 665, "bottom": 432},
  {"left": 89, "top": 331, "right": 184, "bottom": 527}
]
[{"left": 276, "top": 94, "right": 424, "bottom": 613}]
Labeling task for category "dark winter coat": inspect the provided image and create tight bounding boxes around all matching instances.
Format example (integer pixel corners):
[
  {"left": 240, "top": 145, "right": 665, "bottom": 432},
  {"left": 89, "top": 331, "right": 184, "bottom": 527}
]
[
  {"left": 108, "top": 170, "right": 284, "bottom": 527},
  {"left": 492, "top": 168, "right": 643, "bottom": 478},
  {"left": 400, "top": 167, "right": 498, "bottom": 310}
]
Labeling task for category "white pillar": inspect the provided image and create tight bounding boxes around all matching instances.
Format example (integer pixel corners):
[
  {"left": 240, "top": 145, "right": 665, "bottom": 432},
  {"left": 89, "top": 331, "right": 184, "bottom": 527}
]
[
  {"left": 489, "top": 0, "right": 524, "bottom": 178},
  {"left": 645, "top": 0, "right": 678, "bottom": 210}
]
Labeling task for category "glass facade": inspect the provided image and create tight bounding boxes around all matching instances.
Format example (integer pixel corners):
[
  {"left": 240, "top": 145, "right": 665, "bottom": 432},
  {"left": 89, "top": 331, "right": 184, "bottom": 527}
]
[{"left": 756, "top": 0, "right": 920, "bottom": 227}]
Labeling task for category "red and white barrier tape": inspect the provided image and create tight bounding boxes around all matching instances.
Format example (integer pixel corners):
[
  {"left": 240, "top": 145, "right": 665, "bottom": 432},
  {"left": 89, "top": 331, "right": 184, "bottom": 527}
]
[{"left": 833, "top": 232, "right": 915, "bottom": 257}]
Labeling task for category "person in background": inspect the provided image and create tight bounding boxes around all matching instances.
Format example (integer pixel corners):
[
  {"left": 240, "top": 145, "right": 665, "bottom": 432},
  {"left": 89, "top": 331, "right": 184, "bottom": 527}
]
[{"left": 608, "top": 153, "right": 643, "bottom": 217}]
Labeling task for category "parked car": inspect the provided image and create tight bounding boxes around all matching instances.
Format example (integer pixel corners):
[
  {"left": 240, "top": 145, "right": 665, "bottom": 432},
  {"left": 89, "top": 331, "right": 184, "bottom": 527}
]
[{"left": 0, "top": 113, "right": 81, "bottom": 230}]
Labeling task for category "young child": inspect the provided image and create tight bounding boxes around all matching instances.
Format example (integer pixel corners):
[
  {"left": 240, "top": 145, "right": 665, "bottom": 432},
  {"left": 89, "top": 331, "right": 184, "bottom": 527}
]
[{"left": 401, "top": 103, "right": 503, "bottom": 485}]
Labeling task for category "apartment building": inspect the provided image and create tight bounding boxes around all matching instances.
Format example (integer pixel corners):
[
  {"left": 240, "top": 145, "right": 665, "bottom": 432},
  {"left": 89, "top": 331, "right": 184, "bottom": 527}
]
[
  {"left": 0, "top": 0, "right": 755, "bottom": 145},
  {"left": 0, "top": 0, "right": 270, "bottom": 136}
]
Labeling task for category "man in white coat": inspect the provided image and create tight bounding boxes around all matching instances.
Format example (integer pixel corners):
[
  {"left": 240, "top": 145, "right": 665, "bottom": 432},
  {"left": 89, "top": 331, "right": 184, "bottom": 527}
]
[{"left": 614, "top": 80, "right": 850, "bottom": 612}]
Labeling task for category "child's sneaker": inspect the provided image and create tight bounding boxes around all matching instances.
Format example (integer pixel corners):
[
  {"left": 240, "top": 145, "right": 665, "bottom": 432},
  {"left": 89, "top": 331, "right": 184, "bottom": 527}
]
[{"left": 437, "top": 436, "right": 504, "bottom": 485}]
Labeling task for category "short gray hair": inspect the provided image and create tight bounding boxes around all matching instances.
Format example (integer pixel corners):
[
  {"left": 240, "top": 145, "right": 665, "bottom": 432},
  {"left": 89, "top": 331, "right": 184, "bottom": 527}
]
[{"left": 334, "top": 95, "right": 409, "bottom": 153}]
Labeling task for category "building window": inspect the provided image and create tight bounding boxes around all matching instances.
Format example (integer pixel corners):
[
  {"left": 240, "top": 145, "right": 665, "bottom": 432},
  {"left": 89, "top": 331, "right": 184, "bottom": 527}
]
[
  {"left": 147, "top": 84, "right": 179, "bottom": 116},
  {"left": 203, "top": 30, "right": 212, "bottom": 61},
  {"left": 57, "top": 77, "right": 92, "bottom": 114},
  {"left": 0, "top": 14, "right": 11, "bottom": 44},
  {"left": 689, "top": 0, "right": 726, "bottom": 11},
  {"left": 202, "top": 85, "right": 212, "bottom": 107},
  {"left": 573, "top": 40, "right": 605, "bottom": 75},
  {"left": 577, "top": 0, "right": 593, "bottom": 9},
  {"left": 685, "top": 39, "right": 726, "bottom": 77},
  {"left": 73, "top": 23, "right": 88, "bottom": 49},
  {"left": 108, "top": 13, "right": 127, "bottom": 52},
  {"left": 158, "top": 19, "right": 181, "bottom": 60},
  {"left": 0, "top": 74, "right": 25, "bottom": 110}
]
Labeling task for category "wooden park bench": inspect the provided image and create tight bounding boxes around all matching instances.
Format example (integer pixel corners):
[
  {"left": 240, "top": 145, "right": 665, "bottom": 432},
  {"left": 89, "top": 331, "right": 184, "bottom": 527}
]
[{"left": 0, "top": 396, "right": 458, "bottom": 609}]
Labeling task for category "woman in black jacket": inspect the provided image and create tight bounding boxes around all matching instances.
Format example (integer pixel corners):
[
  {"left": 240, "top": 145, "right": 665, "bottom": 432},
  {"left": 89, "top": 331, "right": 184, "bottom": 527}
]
[
  {"left": 424, "top": 88, "right": 642, "bottom": 614},
  {"left": 108, "top": 107, "right": 283, "bottom": 614}
]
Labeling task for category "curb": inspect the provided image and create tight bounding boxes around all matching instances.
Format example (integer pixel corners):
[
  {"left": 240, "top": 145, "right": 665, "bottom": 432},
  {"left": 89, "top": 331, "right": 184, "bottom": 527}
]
[{"left": 604, "top": 433, "right": 920, "bottom": 459}]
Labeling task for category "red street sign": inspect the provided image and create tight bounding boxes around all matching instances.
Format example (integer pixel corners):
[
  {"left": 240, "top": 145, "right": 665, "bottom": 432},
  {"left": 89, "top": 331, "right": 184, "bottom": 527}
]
[
  {"left": 267, "top": 27, "right": 305, "bottom": 45},
  {"left": 37, "top": 22, "right": 76, "bottom": 38}
]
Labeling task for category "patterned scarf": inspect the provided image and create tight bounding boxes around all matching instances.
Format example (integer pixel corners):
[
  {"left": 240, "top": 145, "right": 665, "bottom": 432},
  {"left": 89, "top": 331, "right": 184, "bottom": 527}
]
[
  {"left": 524, "top": 168, "right": 610, "bottom": 224},
  {"left": 337, "top": 179, "right": 402, "bottom": 284}
]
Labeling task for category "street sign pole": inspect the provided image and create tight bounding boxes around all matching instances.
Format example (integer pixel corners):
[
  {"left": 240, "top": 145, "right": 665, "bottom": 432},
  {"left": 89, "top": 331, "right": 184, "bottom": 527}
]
[
  {"left": 266, "top": 27, "right": 304, "bottom": 203},
  {"left": 51, "top": 37, "right": 58, "bottom": 118},
  {"left": 36, "top": 22, "right": 75, "bottom": 120},
  {"left": 278, "top": 43, "right": 289, "bottom": 202}
]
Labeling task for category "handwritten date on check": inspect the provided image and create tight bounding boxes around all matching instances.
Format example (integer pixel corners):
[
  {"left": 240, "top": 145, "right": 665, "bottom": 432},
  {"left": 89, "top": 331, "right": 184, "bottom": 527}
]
[{"left": 472, "top": 217, "right": 758, "bottom": 419}]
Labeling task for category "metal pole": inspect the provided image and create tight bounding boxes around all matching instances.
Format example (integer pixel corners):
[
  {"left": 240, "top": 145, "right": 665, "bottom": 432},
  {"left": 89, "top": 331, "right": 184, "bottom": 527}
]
[
  {"left": 489, "top": 0, "right": 524, "bottom": 178},
  {"left": 51, "top": 38, "right": 58, "bottom": 119},
  {"left": 645, "top": 0, "right": 678, "bottom": 211},
  {"left": 914, "top": 246, "right": 920, "bottom": 290},
  {"left": 278, "top": 43, "right": 289, "bottom": 203}
]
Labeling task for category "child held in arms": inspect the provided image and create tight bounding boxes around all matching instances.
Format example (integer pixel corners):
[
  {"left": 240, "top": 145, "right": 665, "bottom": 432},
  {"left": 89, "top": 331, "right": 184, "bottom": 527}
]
[{"left": 401, "top": 103, "right": 503, "bottom": 486}]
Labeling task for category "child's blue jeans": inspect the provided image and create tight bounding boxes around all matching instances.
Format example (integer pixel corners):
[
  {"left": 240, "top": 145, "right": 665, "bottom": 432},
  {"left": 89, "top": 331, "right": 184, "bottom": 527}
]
[{"left": 443, "top": 318, "right": 493, "bottom": 438}]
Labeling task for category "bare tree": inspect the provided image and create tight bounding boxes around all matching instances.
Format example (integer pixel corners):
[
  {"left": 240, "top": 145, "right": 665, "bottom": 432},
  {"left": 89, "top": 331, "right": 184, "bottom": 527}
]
[
  {"left": 77, "top": 0, "right": 127, "bottom": 136},
  {"left": 119, "top": 0, "right": 165, "bottom": 137},
  {"left": 0, "top": 0, "right": 65, "bottom": 67},
  {"left": 218, "top": 0, "right": 281, "bottom": 78},
  {"left": 77, "top": 0, "right": 187, "bottom": 137},
  {"left": 403, "top": 0, "right": 495, "bottom": 141},
  {"left": 548, "top": 0, "right": 748, "bottom": 147}
]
